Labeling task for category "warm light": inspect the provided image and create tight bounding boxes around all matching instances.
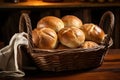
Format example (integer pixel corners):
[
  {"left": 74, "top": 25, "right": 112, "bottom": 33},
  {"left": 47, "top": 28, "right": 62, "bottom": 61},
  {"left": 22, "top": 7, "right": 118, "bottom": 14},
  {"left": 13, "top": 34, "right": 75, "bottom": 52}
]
[{"left": 22, "top": 1, "right": 53, "bottom": 6}]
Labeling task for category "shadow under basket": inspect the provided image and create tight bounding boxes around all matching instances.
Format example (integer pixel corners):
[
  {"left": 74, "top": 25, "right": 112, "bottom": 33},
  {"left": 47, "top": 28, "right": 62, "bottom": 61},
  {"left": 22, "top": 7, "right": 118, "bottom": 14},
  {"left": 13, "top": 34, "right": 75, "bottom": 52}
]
[{"left": 19, "top": 11, "right": 114, "bottom": 72}]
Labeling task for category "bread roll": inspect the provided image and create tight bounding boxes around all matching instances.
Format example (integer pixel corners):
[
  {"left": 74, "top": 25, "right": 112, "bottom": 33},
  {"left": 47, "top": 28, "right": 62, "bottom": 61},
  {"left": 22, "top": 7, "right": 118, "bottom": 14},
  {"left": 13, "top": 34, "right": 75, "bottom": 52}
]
[
  {"left": 37, "top": 16, "right": 64, "bottom": 32},
  {"left": 32, "top": 28, "right": 58, "bottom": 49},
  {"left": 61, "top": 15, "right": 83, "bottom": 28},
  {"left": 58, "top": 27, "right": 85, "bottom": 48},
  {"left": 80, "top": 23, "right": 105, "bottom": 43},
  {"left": 80, "top": 41, "right": 99, "bottom": 49},
  {"left": 32, "top": 28, "right": 40, "bottom": 47}
]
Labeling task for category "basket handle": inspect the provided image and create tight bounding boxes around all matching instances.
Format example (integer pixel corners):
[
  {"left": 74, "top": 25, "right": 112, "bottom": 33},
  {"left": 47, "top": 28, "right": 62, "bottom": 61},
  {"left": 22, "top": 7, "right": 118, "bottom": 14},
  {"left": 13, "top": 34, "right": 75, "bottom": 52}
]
[
  {"left": 19, "top": 12, "right": 34, "bottom": 52},
  {"left": 99, "top": 11, "right": 115, "bottom": 48}
]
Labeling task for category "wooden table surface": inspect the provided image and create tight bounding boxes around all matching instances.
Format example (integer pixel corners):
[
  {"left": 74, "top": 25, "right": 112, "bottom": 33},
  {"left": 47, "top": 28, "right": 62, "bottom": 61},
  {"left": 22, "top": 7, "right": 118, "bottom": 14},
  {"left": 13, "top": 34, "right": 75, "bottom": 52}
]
[{"left": 1, "top": 49, "right": 120, "bottom": 80}]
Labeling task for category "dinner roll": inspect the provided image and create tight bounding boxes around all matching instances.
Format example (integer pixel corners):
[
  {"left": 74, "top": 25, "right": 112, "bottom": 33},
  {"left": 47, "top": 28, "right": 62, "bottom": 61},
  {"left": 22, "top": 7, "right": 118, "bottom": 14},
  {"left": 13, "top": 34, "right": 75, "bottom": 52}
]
[
  {"left": 80, "top": 41, "right": 99, "bottom": 49},
  {"left": 37, "top": 16, "right": 64, "bottom": 32},
  {"left": 32, "top": 28, "right": 58, "bottom": 49},
  {"left": 32, "top": 28, "right": 40, "bottom": 47},
  {"left": 61, "top": 15, "right": 83, "bottom": 28},
  {"left": 58, "top": 27, "right": 85, "bottom": 48},
  {"left": 80, "top": 23, "right": 105, "bottom": 43}
]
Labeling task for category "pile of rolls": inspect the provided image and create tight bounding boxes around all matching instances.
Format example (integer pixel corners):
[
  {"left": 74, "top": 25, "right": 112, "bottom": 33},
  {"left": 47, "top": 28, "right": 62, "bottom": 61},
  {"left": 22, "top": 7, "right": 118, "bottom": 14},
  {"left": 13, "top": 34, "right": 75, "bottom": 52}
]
[{"left": 32, "top": 15, "right": 106, "bottom": 49}]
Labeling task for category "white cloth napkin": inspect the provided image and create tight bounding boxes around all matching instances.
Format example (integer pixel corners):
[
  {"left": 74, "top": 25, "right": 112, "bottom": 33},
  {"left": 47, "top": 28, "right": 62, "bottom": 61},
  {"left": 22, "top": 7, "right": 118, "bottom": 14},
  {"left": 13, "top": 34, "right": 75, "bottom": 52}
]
[{"left": 0, "top": 32, "right": 28, "bottom": 77}]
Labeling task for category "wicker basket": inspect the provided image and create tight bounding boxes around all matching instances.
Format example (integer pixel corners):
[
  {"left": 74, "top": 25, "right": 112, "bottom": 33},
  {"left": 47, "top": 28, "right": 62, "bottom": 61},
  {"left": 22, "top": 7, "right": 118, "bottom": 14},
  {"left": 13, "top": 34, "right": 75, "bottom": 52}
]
[{"left": 19, "top": 11, "right": 114, "bottom": 72}]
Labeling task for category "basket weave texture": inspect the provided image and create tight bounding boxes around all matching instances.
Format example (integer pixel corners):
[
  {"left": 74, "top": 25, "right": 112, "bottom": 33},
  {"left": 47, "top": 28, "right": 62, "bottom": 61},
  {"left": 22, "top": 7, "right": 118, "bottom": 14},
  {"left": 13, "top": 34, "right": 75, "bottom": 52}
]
[{"left": 19, "top": 11, "right": 114, "bottom": 72}]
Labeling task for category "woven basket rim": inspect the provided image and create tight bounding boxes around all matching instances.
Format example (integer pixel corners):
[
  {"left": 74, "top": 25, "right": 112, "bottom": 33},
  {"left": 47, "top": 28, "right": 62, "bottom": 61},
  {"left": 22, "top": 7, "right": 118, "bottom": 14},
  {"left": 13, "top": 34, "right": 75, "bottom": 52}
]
[{"left": 31, "top": 38, "right": 113, "bottom": 56}]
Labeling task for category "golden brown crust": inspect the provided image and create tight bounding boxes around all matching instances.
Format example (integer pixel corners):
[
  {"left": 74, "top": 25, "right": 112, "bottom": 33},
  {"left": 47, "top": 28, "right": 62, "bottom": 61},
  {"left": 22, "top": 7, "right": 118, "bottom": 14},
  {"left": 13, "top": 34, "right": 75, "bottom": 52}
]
[
  {"left": 80, "top": 23, "right": 105, "bottom": 43},
  {"left": 58, "top": 27, "right": 85, "bottom": 48},
  {"left": 80, "top": 41, "right": 99, "bottom": 49},
  {"left": 61, "top": 15, "right": 83, "bottom": 28},
  {"left": 32, "top": 28, "right": 40, "bottom": 47},
  {"left": 37, "top": 16, "right": 64, "bottom": 32},
  {"left": 32, "top": 28, "right": 58, "bottom": 49}
]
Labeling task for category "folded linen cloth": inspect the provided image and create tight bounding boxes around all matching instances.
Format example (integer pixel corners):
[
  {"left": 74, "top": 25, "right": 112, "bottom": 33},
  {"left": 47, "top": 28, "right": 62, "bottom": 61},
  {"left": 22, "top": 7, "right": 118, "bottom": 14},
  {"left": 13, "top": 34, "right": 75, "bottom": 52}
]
[{"left": 0, "top": 32, "right": 28, "bottom": 77}]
